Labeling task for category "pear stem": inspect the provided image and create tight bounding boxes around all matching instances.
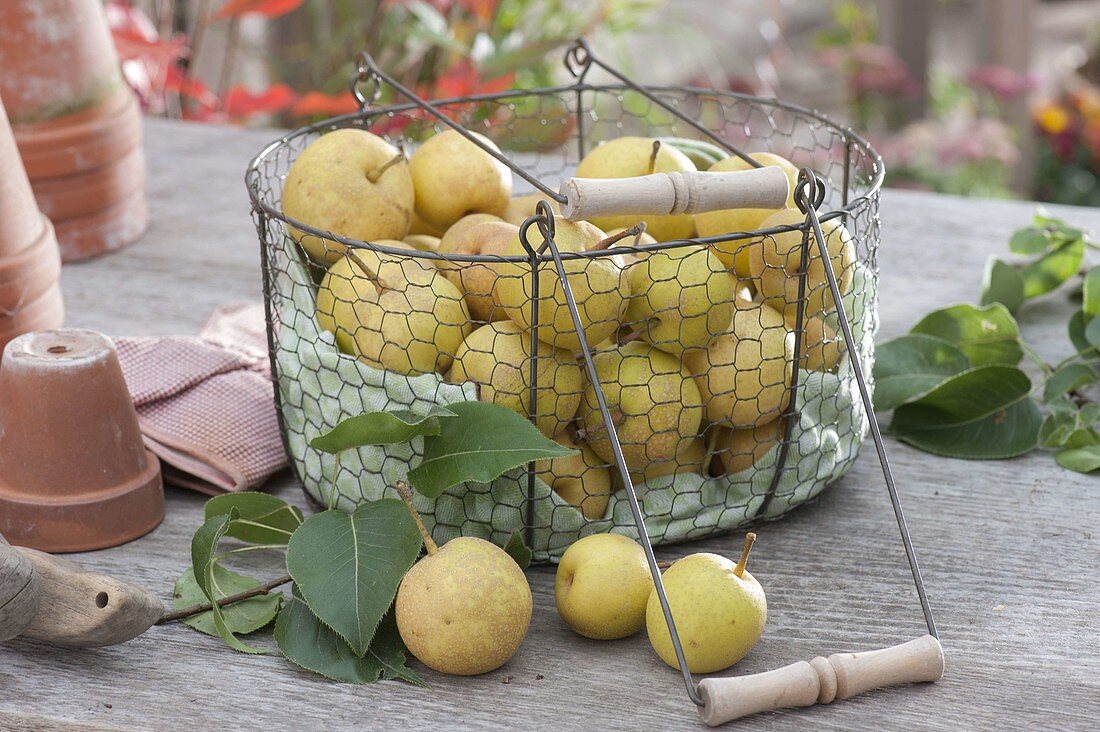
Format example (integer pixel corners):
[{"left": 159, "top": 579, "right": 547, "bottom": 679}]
[
  {"left": 647, "top": 139, "right": 661, "bottom": 175},
  {"left": 591, "top": 223, "right": 645, "bottom": 252},
  {"left": 346, "top": 252, "right": 390, "bottom": 293},
  {"left": 573, "top": 410, "right": 627, "bottom": 441},
  {"left": 734, "top": 532, "right": 756, "bottom": 578},
  {"left": 366, "top": 152, "right": 405, "bottom": 183},
  {"left": 617, "top": 324, "right": 650, "bottom": 346},
  {"left": 395, "top": 481, "right": 438, "bottom": 555}
]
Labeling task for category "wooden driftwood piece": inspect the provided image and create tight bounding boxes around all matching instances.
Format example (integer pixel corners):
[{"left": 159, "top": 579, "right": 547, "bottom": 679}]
[
  {"left": 17, "top": 548, "right": 163, "bottom": 647},
  {"left": 0, "top": 535, "right": 41, "bottom": 642}
]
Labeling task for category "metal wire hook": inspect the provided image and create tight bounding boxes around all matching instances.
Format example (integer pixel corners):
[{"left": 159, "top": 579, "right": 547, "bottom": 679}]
[
  {"left": 518, "top": 200, "right": 556, "bottom": 257},
  {"left": 349, "top": 52, "right": 383, "bottom": 108},
  {"left": 563, "top": 38, "right": 593, "bottom": 81},
  {"left": 794, "top": 168, "right": 827, "bottom": 213}
]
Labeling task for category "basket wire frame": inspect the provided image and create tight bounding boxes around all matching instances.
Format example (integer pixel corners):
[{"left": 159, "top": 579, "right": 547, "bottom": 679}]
[{"left": 247, "top": 38, "right": 937, "bottom": 709}]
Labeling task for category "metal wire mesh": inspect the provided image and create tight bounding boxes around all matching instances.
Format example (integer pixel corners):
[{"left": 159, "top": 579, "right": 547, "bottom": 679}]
[{"left": 246, "top": 84, "right": 882, "bottom": 563}]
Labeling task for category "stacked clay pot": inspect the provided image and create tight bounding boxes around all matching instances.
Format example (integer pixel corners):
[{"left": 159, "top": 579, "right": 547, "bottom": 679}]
[
  {"left": 0, "top": 0, "right": 148, "bottom": 262},
  {"left": 0, "top": 96, "right": 64, "bottom": 353}
]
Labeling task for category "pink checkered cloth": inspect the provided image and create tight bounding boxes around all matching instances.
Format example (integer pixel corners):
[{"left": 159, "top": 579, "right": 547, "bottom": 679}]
[{"left": 113, "top": 303, "right": 288, "bottom": 495}]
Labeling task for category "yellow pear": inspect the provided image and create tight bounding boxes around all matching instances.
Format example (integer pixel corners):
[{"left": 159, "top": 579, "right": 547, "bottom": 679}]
[
  {"left": 282, "top": 129, "right": 414, "bottom": 265},
  {"left": 624, "top": 244, "right": 735, "bottom": 355},
  {"left": 315, "top": 247, "right": 471, "bottom": 374},
  {"left": 440, "top": 219, "right": 517, "bottom": 322},
  {"left": 574, "top": 137, "right": 697, "bottom": 241},
  {"left": 494, "top": 218, "right": 629, "bottom": 352},
  {"left": 646, "top": 535, "right": 766, "bottom": 673},
  {"left": 502, "top": 192, "right": 560, "bottom": 226},
  {"left": 748, "top": 208, "right": 856, "bottom": 320},
  {"left": 537, "top": 435, "right": 612, "bottom": 520},
  {"left": 409, "top": 209, "right": 446, "bottom": 237},
  {"left": 693, "top": 152, "right": 800, "bottom": 276},
  {"left": 402, "top": 234, "right": 441, "bottom": 253},
  {"left": 578, "top": 341, "right": 703, "bottom": 472},
  {"left": 716, "top": 417, "right": 786, "bottom": 475},
  {"left": 555, "top": 534, "right": 653, "bottom": 640},
  {"left": 449, "top": 320, "right": 582, "bottom": 437},
  {"left": 778, "top": 306, "right": 845, "bottom": 372},
  {"left": 394, "top": 483, "right": 531, "bottom": 676},
  {"left": 408, "top": 130, "right": 511, "bottom": 231},
  {"left": 683, "top": 293, "right": 793, "bottom": 427},
  {"left": 628, "top": 436, "right": 706, "bottom": 486}
]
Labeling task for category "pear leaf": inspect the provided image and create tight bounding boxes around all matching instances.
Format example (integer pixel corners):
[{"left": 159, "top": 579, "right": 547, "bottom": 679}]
[
  {"left": 204, "top": 492, "right": 303, "bottom": 546},
  {"left": 191, "top": 509, "right": 268, "bottom": 654},
  {"left": 910, "top": 303, "right": 1023, "bottom": 367},
  {"left": 408, "top": 401, "right": 576, "bottom": 499},
  {"left": 503, "top": 531, "right": 533, "bottom": 570},
  {"left": 311, "top": 406, "right": 457, "bottom": 454},
  {"left": 275, "top": 598, "right": 424, "bottom": 686},
  {"left": 872, "top": 334, "right": 971, "bottom": 411},
  {"left": 1019, "top": 236, "right": 1084, "bottom": 298},
  {"left": 285, "top": 501, "right": 422, "bottom": 656},
  {"left": 979, "top": 258, "right": 1025, "bottom": 313},
  {"left": 1055, "top": 445, "right": 1100, "bottom": 473},
  {"left": 890, "top": 365, "right": 1041, "bottom": 458},
  {"left": 173, "top": 566, "right": 282, "bottom": 637}
]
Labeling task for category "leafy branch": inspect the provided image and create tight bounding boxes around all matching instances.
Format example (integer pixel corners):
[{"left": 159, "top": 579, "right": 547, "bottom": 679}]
[
  {"left": 874, "top": 211, "right": 1100, "bottom": 472},
  {"left": 166, "top": 401, "right": 572, "bottom": 683}
]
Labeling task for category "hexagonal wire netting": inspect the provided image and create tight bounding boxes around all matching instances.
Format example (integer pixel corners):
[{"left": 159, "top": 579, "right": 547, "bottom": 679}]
[{"left": 246, "top": 56, "right": 883, "bottom": 566}]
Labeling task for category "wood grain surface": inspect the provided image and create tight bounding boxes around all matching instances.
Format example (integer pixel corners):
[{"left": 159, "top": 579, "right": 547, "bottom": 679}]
[{"left": 1, "top": 120, "right": 1097, "bottom": 731}]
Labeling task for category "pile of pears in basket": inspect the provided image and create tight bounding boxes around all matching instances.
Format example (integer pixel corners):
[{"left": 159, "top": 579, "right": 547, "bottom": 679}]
[{"left": 283, "top": 127, "right": 856, "bottom": 520}]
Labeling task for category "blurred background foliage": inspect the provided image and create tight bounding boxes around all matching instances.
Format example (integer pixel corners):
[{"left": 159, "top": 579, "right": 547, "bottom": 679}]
[{"left": 107, "top": 0, "right": 1100, "bottom": 205}]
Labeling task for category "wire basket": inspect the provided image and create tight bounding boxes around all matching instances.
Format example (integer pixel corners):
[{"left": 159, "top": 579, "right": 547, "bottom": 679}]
[{"left": 246, "top": 42, "right": 882, "bottom": 566}]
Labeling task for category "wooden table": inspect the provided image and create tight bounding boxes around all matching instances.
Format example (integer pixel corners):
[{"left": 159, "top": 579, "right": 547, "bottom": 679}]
[{"left": 2, "top": 120, "right": 1098, "bottom": 731}]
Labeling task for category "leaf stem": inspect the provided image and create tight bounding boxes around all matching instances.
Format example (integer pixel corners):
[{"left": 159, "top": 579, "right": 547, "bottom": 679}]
[
  {"left": 158, "top": 574, "right": 292, "bottom": 625},
  {"left": 1019, "top": 341, "right": 1053, "bottom": 376},
  {"left": 394, "top": 481, "right": 438, "bottom": 555}
]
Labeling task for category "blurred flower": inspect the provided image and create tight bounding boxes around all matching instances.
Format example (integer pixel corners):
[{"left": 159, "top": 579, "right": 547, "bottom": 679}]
[
  {"left": 966, "top": 65, "right": 1035, "bottom": 103},
  {"left": 1035, "top": 102, "right": 1071, "bottom": 135},
  {"left": 820, "top": 43, "right": 918, "bottom": 97},
  {"left": 214, "top": 0, "right": 306, "bottom": 19}
]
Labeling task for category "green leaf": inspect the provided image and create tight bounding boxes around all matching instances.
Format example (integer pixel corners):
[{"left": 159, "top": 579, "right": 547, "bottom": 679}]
[
  {"left": 979, "top": 258, "right": 1025, "bottom": 313},
  {"left": 191, "top": 510, "right": 267, "bottom": 654},
  {"left": 409, "top": 401, "right": 577, "bottom": 499},
  {"left": 1068, "top": 309, "right": 1098, "bottom": 356},
  {"left": 872, "top": 334, "right": 971, "bottom": 411},
  {"left": 1042, "top": 362, "right": 1097, "bottom": 403},
  {"left": 1008, "top": 226, "right": 1051, "bottom": 255},
  {"left": 891, "top": 366, "right": 1041, "bottom": 458},
  {"left": 1019, "top": 237, "right": 1084, "bottom": 298},
  {"left": 275, "top": 598, "right": 425, "bottom": 686},
  {"left": 285, "top": 501, "right": 422, "bottom": 656},
  {"left": 503, "top": 532, "right": 532, "bottom": 570},
  {"left": 204, "top": 493, "right": 303, "bottom": 545},
  {"left": 910, "top": 303, "right": 1023, "bottom": 367},
  {"left": 1083, "top": 266, "right": 1100, "bottom": 318},
  {"left": 173, "top": 566, "right": 282, "bottom": 637},
  {"left": 310, "top": 406, "right": 457, "bottom": 454},
  {"left": 1055, "top": 445, "right": 1100, "bottom": 473},
  {"left": 1086, "top": 315, "right": 1100, "bottom": 350}
]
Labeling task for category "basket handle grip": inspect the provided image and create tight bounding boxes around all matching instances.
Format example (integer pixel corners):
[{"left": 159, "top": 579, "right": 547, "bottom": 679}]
[
  {"left": 696, "top": 635, "right": 944, "bottom": 726},
  {"left": 558, "top": 166, "right": 790, "bottom": 223}
]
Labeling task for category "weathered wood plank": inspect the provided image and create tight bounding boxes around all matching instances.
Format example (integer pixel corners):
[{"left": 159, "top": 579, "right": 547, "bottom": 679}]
[{"left": 1, "top": 119, "right": 1097, "bottom": 730}]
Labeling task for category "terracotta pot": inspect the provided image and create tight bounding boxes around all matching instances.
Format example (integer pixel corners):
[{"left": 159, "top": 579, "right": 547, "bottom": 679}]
[
  {"left": 53, "top": 186, "right": 149, "bottom": 262},
  {"left": 0, "top": 0, "right": 124, "bottom": 126},
  {"left": 0, "top": 215, "right": 62, "bottom": 315},
  {"left": 0, "top": 96, "right": 45, "bottom": 259},
  {"left": 13, "top": 85, "right": 142, "bottom": 180},
  {"left": 0, "top": 284, "right": 66, "bottom": 363},
  {"left": 0, "top": 330, "right": 164, "bottom": 552},
  {"left": 32, "top": 146, "right": 145, "bottom": 222}
]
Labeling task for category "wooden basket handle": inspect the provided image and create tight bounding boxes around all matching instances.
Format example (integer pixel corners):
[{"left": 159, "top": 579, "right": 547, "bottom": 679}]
[
  {"left": 558, "top": 166, "right": 790, "bottom": 222},
  {"left": 697, "top": 635, "right": 945, "bottom": 726}
]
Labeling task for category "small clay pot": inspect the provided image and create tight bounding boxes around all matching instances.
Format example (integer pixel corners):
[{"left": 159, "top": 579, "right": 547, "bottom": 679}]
[
  {"left": 0, "top": 215, "right": 62, "bottom": 315},
  {"left": 0, "top": 330, "right": 164, "bottom": 552},
  {"left": 0, "top": 97, "right": 45, "bottom": 259},
  {"left": 0, "top": 285, "right": 66, "bottom": 357},
  {"left": 13, "top": 85, "right": 142, "bottom": 180},
  {"left": 0, "top": 0, "right": 124, "bottom": 126},
  {"left": 53, "top": 186, "right": 149, "bottom": 262},
  {"left": 32, "top": 146, "right": 145, "bottom": 222}
]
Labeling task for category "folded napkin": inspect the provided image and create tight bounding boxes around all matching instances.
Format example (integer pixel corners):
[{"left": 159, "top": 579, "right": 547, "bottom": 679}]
[{"left": 114, "top": 303, "right": 288, "bottom": 495}]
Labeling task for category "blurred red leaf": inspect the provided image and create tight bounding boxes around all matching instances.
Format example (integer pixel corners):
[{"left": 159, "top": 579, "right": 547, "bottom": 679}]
[
  {"left": 214, "top": 0, "right": 305, "bottom": 19},
  {"left": 165, "top": 65, "right": 220, "bottom": 109},
  {"left": 291, "top": 91, "right": 361, "bottom": 118},
  {"left": 106, "top": 1, "right": 188, "bottom": 111},
  {"left": 433, "top": 59, "right": 514, "bottom": 98},
  {"left": 457, "top": 0, "right": 497, "bottom": 24},
  {"left": 224, "top": 84, "right": 298, "bottom": 119}
]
